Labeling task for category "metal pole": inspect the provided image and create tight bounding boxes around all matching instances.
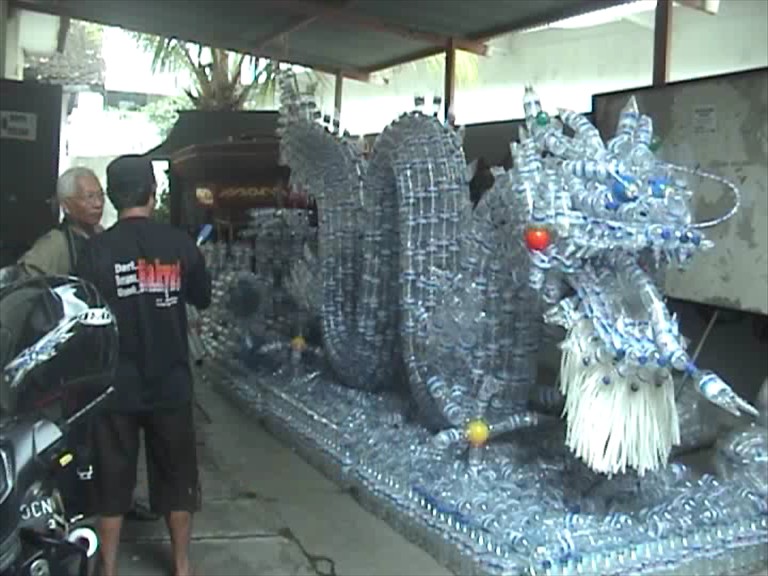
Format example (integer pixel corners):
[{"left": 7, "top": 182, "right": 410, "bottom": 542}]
[{"left": 676, "top": 308, "right": 720, "bottom": 397}]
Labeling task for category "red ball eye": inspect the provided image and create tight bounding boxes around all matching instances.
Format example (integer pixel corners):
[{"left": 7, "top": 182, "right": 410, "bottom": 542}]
[{"left": 525, "top": 227, "right": 551, "bottom": 251}]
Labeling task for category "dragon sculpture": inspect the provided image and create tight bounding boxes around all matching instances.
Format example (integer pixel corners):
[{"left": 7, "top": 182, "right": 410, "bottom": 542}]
[{"left": 277, "top": 72, "right": 757, "bottom": 478}]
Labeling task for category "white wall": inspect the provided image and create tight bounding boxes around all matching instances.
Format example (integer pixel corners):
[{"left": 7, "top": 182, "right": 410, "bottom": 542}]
[
  {"left": 2, "top": 7, "right": 63, "bottom": 79},
  {"left": 18, "top": 10, "right": 60, "bottom": 56},
  {"left": 668, "top": 0, "right": 768, "bottom": 82},
  {"left": 2, "top": 3, "right": 22, "bottom": 80},
  {"left": 317, "top": 0, "right": 768, "bottom": 135}
]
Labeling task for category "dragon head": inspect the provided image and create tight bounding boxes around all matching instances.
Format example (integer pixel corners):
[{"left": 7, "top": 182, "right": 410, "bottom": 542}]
[{"left": 514, "top": 87, "right": 754, "bottom": 476}]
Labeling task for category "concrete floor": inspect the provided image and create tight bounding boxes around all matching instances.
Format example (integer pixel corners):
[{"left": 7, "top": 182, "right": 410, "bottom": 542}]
[
  {"left": 113, "top": 372, "right": 768, "bottom": 576},
  {"left": 117, "top": 373, "right": 452, "bottom": 576}
]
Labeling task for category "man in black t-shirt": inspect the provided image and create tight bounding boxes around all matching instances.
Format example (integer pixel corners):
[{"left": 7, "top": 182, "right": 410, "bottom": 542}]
[{"left": 78, "top": 155, "right": 211, "bottom": 576}]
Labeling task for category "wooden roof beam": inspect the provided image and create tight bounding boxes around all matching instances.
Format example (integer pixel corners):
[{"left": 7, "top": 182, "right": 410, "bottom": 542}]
[
  {"left": 245, "top": 42, "right": 371, "bottom": 82},
  {"left": 466, "top": 0, "right": 629, "bottom": 41},
  {"left": 249, "top": 0, "right": 356, "bottom": 52},
  {"left": 362, "top": 46, "right": 445, "bottom": 74},
  {"left": 279, "top": 0, "right": 488, "bottom": 56},
  {"left": 653, "top": 0, "right": 672, "bottom": 86},
  {"left": 444, "top": 39, "right": 455, "bottom": 122},
  {"left": 249, "top": 14, "right": 324, "bottom": 53},
  {"left": 56, "top": 15, "right": 70, "bottom": 52},
  {"left": 11, "top": 0, "right": 371, "bottom": 82}
]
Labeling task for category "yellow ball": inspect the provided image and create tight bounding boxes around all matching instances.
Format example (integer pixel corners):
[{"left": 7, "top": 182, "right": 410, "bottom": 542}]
[
  {"left": 465, "top": 419, "right": 490, "bottom": 448},
  {"left": 291, "top": 336, "right": 307, "bottom": 352}
]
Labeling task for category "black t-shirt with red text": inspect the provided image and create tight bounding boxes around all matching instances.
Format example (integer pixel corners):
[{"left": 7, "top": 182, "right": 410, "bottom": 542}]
[{"left": 77, "top": 217, "right": 211, "bottom": 412}]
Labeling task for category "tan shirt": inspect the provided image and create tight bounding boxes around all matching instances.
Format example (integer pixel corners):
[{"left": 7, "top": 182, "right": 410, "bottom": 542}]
[{"left": 17, "top": 224, "right": 99, "bottom": 276}]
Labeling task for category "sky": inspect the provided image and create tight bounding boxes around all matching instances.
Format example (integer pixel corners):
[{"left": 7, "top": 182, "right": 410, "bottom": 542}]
[{"left": 101, "top": 27, "right": 190, "bottom": 96}]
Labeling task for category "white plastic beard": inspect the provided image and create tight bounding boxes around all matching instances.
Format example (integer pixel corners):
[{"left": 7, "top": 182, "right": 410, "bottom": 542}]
[{"left": 559, "top": 319, "right": 681, "bottom": 477}]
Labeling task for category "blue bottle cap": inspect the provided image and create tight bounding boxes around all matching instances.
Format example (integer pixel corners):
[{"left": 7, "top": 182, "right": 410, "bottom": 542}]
[{"left": 651, "top": 181, "right": 666, "bottom": 198}]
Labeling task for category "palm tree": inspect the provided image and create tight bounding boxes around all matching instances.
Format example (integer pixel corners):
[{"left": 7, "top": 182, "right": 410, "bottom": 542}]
[
  {"left": 133, "top": 31, "right": 478, "bottom": 113},
  {"left": 131, "top": 33, "right": 282, "bottom": 111}
]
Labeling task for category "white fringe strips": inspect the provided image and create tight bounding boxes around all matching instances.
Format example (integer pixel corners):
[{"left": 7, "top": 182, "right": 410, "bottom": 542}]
[{"left": 559, "top": 319, "right": 681, "bottom": 477}]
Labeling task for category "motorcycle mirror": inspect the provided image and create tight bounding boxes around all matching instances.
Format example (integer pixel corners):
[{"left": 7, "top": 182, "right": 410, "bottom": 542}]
[
  {"left": 33, "top": 420, "right": 64, "bottom": 460},
  {"left": 196, "top": 224, "right": 213, "bottom": 247}
]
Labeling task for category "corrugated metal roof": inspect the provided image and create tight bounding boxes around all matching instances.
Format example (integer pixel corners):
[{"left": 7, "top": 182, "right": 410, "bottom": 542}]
[{"left": 12, "top": 0, "right": 627, "bottom": 79}]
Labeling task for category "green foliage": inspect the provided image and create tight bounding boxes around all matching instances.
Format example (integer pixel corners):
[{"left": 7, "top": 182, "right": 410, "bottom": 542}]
[
  {"left": 132, "top": 33, "right": 191, "bottom": 75},
  {"left": 153, "top": 186, "right": 171, "bottom": 223},
  {"left": 142, "top": 95, "right": 192, "bottom": 140},
  {"left": 243, "top": 59, "right": 280, "bottom": 108},
  {"left": 129, "top": 32, "right": 288, "bottom": 111},
  {"left": 24, "top": 19, "right": 106, "bottom": 86},
  {"left": 80, "top": 21, "right": 105, "bottom": 51}
]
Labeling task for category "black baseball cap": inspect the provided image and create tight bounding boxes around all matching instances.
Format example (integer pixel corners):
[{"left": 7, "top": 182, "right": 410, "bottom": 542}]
[{"left": 106, "top": 155, "right": 156, "bottom": 210}]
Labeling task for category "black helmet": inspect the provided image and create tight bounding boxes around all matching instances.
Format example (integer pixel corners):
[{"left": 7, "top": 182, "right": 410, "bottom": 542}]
[{"left": 0, "top": 270, "right": 118, "bottom": 422}]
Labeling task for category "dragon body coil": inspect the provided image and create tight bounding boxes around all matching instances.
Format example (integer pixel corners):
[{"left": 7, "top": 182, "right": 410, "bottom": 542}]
[{"left": 275, "top": 73, "right": 755, "bottom": 477}]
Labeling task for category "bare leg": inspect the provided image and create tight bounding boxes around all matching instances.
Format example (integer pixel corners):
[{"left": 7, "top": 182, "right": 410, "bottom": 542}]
[
  {"left": 166, "top": 511, "right": 193, "bottom": 576},
  {"left": 97, "top": 516, "right": 123, "bottom": 576}
]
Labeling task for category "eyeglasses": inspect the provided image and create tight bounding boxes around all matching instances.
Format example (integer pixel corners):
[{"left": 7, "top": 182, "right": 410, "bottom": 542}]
[{"left": 78, "top": 191, "right": 105, "bottom": 204}]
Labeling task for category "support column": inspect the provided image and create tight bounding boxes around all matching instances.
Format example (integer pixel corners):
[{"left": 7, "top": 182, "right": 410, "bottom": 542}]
[
  {"left": 0, "top": 0, "right": 7, "bottom": 78},
  {"left": 334, "top": 71, "right": 343, "bottom": 124},
  {"left": 653, "top": 0, "right": 673, "bottom": 86},
  {"left": 444, "top": 39, "right": 455, "bottom": 122},
  {"left": 1, "top": 0, "right": 24, "bottom": 80}
]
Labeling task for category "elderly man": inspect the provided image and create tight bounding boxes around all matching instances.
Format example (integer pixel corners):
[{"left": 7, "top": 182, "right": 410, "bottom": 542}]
[
  {"left": 18, "top": 165, "right": 160, "bottom": 522},
  {"left": 18, "top": 166, "right": 104, "bottom": 276}
]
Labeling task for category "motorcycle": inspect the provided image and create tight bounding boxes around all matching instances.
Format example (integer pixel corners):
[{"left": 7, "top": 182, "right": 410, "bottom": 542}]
[{"left": 0, "top": 270, "right": 119, "bottom": 576}]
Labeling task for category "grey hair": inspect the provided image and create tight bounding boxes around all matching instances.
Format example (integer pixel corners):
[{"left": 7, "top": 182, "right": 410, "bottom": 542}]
[{"left": 57, "top": 167, "right": 98, "bottom": 202}]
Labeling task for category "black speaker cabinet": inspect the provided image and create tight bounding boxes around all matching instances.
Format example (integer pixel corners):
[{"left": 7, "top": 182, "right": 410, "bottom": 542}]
[{"left": 0, "top": 79, "right": 61, "bottom": 268}]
